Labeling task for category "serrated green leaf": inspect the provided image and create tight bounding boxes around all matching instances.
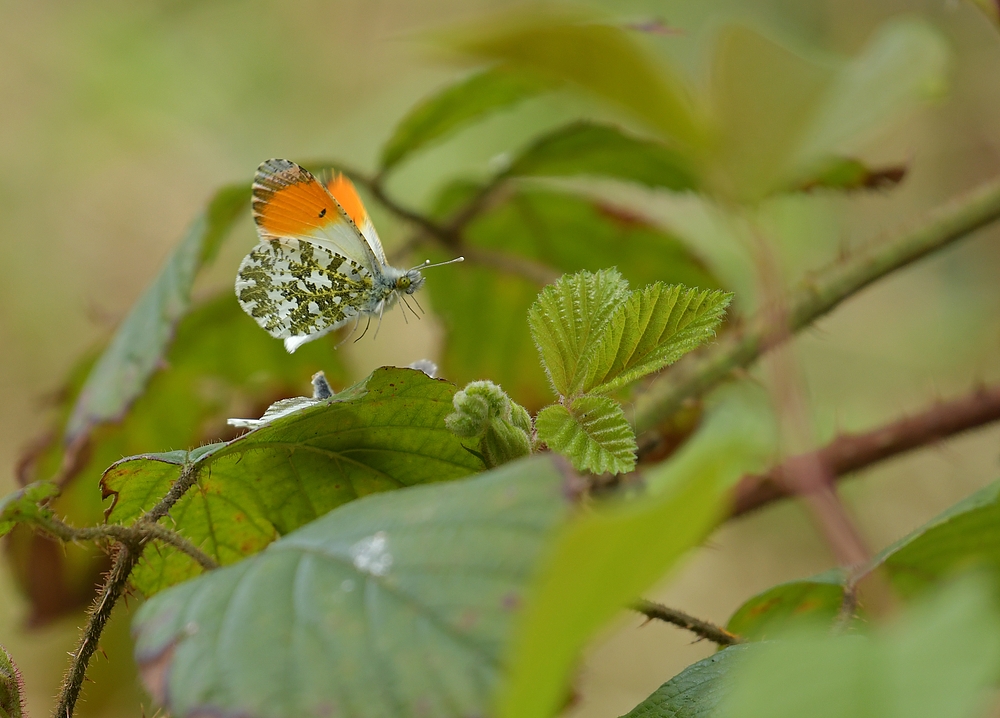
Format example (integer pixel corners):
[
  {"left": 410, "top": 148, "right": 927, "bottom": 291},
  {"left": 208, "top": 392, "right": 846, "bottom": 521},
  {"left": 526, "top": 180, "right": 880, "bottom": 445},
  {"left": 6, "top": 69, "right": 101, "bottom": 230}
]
[
  {"left": 0, "top": 644, "right": 24, "bottom": 718},
  {"left": 453, "top": 16, "right": 704, "bottom": 148},
  {"left": 102, "top": 367, "right": 483, "bottom": 595},
  {"left": 66, "top": 184, "right": 250, "bottom": 441},
  {"left": 427, "top": 188, "right": 720, "bottom": 410},
  {"left": 12, "top": 294, "right": 348, "bottom": 621},
  {"left": 379, "top": 66, "right": 547, "bottom": 172},
  {"left": 718, "top": 578, "right": 1000, "bottom": 718},
  {"left": 131, "top": 455, "right": 571, "bottom": 718},
  {"left": 586, "top": 284, "right": 733, "bottom": 395},
  {"left": 621, "top": 645, "right": 751, "bottom": 718},
  {"left": 505, "top": 121, "right": 699, "bottom": 191},
  {"left": 536, "top": 396, "right": 635, "bottom": 475},
  {"left": 528, "top": 269, "right": 630, "bottom": 398},
  {"left": 0, "top": 482, "right": 59, "bottom": 538}
]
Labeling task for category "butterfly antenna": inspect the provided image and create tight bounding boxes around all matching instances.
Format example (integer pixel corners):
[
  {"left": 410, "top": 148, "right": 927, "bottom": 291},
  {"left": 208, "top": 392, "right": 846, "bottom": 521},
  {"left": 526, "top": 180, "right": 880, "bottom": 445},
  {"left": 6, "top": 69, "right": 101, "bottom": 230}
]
[
  {"left": 407, "top": 256, "right": 465, "bottom": 272},
  {"left": 400, "top": 294, "right": 421, "bottom": 320},
  {"left": 353, "top": 315, "right": 372, "bottom": 343}
]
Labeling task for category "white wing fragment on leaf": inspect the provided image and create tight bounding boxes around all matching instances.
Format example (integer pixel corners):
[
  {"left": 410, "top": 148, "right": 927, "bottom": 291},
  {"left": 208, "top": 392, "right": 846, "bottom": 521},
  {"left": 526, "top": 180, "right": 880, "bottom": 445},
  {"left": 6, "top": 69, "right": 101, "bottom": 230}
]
[
  {"left": 536, "top": 394, "right": 637, "bottom": 475},
  {"left": 227, "top": 371, "right": 334, "bottom": 429}
]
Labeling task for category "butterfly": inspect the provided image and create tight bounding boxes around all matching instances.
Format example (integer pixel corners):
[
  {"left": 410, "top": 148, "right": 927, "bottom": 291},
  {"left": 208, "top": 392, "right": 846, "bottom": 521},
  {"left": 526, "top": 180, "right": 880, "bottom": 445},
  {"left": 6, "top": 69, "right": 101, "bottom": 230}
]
[{"left": 235, "top": 158, "right": 462, "bottom": 352}]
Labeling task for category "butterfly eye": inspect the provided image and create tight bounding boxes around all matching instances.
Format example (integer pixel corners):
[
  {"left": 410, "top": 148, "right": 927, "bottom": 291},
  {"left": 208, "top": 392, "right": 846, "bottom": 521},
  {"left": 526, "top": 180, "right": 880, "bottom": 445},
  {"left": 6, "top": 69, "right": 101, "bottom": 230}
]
[{"left": 396, "top": 276, "right": 412, "bottom": 291}]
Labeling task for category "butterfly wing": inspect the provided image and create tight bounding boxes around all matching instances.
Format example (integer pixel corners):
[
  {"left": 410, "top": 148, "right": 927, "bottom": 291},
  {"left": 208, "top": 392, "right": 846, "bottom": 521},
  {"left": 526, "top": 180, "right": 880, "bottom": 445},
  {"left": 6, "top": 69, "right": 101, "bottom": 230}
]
[
  {"left": 252, "top": 159, "right": 378, "bottom": 269},
  {"left": 235, "top": 238, "right": 375, "bottom": 352},
  {"left": 326, "top": 172, "right": 388, "bottom": 265}
]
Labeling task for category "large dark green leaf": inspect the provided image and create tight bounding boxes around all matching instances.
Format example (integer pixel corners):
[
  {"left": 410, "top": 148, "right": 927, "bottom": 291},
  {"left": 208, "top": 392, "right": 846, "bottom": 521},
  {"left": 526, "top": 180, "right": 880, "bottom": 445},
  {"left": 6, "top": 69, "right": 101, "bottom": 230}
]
[
  {"left": 66, "top": 184, "right": 250, "bottom": 440},
  {"left": 452, "top": 16, "right": 704, "bottom": 148},
  {"left": 11, "top": 293, "right": 348, "bottom": 621},
  {"left": 620, "top": 646, "right": 751, "bottom": 718},
  {"left": 427, "top": 188, "right": 720, "bottom": 410},
  {"left": 131, "top": 456, "right": 571, "bottom": 718},
  {"left": 505, "top": 121, "right": 699, "bottom": 191},
  {"left": 379, "top": 66, "right": 547, "bottom": 172},
  {"left": 103, "top": 367, "right": 483, "bottom": 595}
]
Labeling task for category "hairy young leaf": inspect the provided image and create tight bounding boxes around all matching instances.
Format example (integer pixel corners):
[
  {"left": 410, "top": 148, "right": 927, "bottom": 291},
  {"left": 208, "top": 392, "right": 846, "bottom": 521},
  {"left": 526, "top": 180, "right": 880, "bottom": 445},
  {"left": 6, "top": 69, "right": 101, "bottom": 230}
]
[
  {"left": 427, "top": 188, "right": 720, "bottom": 410},
  {"left": 527, "top": 269, "right": 630, "bottom": 397},
  {"left": 586, "top": 284, "right": 733, "bottom": 395},
  {"left": 131, "top": 456, "right": 571, "bottom": 718},
  {"left": 103, "top": 367, "right": 482, "bottom": 595},
  {"left": 0, "top": 482, "right": 58, "bottom": 538},
  {"left": 66, "top": 184, "right": 250, "bottom": 441},
  {"left": 505, "top": 121, "right": 699, "bottom": 191},
  {"left": 621, "top": 645, "right": 751, "bottom": 718},
  {"left": 453, "top": 16, "right": 704, "bottom": 148},
  {"left": 535, "top": 396, "right": 636, "bottom": 475},
  {"left": 379, "top": 66, "right": 547, "bottom": 172},
  {"left": 719, "top": 578, "right": 1000, "bottom": 718},
  {"left": 0, "top": 644, "right": 24, "bottom": 718},
  {"left": 446, "top": 380, "right": 532, "bottom": 468}
]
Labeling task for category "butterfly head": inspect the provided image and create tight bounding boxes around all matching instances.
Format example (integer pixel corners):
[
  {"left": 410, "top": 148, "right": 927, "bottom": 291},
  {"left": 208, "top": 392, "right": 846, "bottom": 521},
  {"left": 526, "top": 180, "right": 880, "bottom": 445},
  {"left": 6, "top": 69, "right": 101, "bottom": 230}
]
[{"left": 394, "top": 269, "right": 426, "bottom": 295}]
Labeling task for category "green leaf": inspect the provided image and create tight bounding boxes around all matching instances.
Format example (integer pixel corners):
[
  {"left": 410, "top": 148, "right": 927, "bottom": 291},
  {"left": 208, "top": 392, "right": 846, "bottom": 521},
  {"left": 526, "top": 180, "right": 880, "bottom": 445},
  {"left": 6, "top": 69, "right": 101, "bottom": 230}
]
[
  {"left": 12, "top": 293, "right": 349, "bottom": 621},
  {"left": 131, "top": 455, "right": 571, "bottom": 718},
  {"left": 505, "top": 121, "right": 699, "bottom": 191},
  {"left": 785, "top": 156, "right": 907, "bottom": 193},
  {"left": 585, "top": 284, "right": 733, "bottom": 395},
  {"left": 726, "top": 571, "right": 847, "bottom": 641},
  {"left": 793, "top": 18, "right": 949, "bottom": 163},
  {"left": 427, "top": 189, "right": 720, "bottom": 411},
  {"left": 718, "top": 577, "right": 1000, "bottom": 718},
  {"left": 0, "top": 482, "right": 59, "bottom": 538},
  {"left": 527, "top": 269, "right": 630, "bottom": 398},
  {"left": 379, "top": 66, "right": 547, "bottom": 172},
  {"left": 621, "top": 645, "right": 751, "bottom": 718},
  {"left": 103, "top": 367, "right": 483, "bottom": 595},
  {"left": 65, "top": 183, "right": 250, "bottom": 441},
  {"left": 0, "top": 645, "right": 24, "bottom": 718},
  {"left": 727, "top": 479, "right": 1000, "bottom": 637},
  {"left": 496, "top": 381, "right": 773, "bottom": 718},
  {"left": 535, "top": 395, "right": 636, "bottom": 475},
  {"left": 453, "top": 15, "right": 704, "bottom": 148}
]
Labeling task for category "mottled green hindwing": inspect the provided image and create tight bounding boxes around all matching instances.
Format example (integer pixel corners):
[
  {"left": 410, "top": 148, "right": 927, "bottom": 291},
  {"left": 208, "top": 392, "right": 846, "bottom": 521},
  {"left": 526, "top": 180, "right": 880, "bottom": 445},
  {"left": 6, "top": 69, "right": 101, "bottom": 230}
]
[{"left": 235, "top": 239, "right": 376, "bottom": 340}]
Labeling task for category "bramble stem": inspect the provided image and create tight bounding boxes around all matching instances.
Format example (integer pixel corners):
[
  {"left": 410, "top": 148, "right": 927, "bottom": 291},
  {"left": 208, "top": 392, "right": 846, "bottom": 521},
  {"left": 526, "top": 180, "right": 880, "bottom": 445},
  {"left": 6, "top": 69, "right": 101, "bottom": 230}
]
[
  {"left": 53, "top": 463, "right": 204, "bottom": 718},
  {"left": 632, "top": 599, "right": 743, "bottom": 646},
  {"left": 730, "top": 383, "right": 1000, "bottom": 517},
  {"left": 632, "top": 176, "right": 1000, "bottom": 437}
]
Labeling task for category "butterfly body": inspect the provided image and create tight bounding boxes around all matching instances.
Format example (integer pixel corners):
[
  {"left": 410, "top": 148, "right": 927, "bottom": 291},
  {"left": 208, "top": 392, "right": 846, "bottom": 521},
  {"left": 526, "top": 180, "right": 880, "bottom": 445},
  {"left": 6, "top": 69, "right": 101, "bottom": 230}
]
[{"left": 235, "top": 159, "right": 436, "bottom": 353}]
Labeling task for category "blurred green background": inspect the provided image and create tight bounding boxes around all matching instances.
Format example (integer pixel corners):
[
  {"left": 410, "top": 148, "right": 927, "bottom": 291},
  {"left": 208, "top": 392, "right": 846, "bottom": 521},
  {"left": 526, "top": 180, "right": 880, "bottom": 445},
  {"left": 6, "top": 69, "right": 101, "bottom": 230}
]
[{"left": 2, "top": 1, "right": 1000, "bottom": 716}]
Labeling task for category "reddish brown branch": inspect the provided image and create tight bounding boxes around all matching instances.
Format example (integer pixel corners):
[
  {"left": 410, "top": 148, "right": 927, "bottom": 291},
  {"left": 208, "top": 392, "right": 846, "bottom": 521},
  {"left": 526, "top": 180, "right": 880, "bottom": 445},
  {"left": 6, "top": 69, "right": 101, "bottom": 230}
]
[{"left": 731, "top": 383, "right": 1000, "bottom": 518}]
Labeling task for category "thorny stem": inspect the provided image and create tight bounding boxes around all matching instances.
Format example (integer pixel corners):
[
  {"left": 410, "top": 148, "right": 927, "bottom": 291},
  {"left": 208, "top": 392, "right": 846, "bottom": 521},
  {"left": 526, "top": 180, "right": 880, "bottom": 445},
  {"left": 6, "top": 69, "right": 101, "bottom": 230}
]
[
  {"left": 730, "top": 383, "right": 1000, "bottom": 518},
  {"left": 632, "top": 599, "right": 743, "bottom": 646},
  {"left": 53, "top": 463, "right": 204, "bottom": 718},
  {"left": 632, "top": 176, "right": 1000, "bottom": 438}
]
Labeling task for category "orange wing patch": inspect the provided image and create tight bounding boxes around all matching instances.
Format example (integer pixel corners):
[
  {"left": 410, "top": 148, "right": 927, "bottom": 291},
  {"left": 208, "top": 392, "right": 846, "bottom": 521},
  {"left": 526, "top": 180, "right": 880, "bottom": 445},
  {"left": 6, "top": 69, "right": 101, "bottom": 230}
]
[
  {"left": 326, "top": 173, "right": 368, "bottom": 229},
  {"left": 252, "top": 159, "right": 341, "bottom": 240}
]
